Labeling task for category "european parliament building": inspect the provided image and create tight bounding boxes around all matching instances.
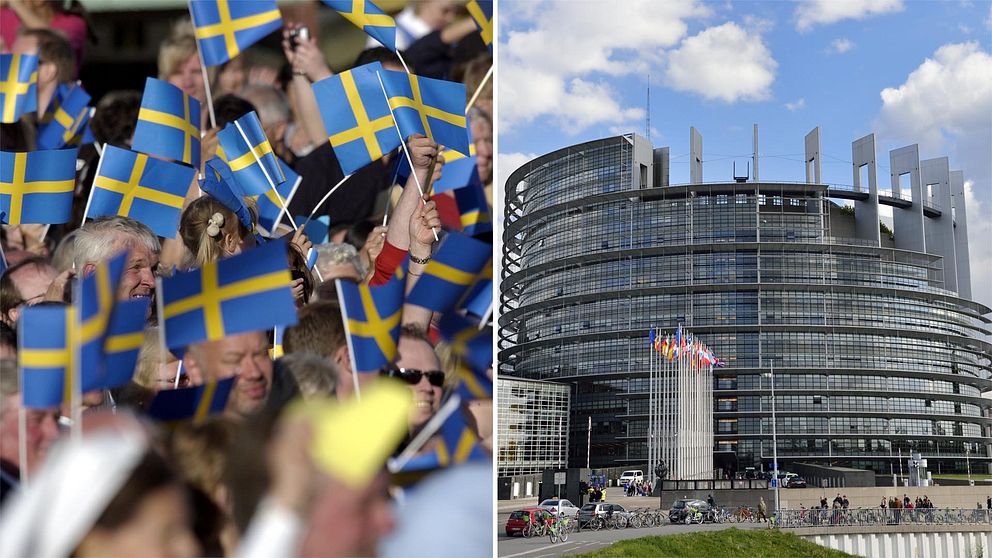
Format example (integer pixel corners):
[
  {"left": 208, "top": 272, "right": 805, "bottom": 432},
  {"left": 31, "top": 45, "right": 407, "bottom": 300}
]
[{"left": 499, "top": 129, "right": 992, "bottom": 477}]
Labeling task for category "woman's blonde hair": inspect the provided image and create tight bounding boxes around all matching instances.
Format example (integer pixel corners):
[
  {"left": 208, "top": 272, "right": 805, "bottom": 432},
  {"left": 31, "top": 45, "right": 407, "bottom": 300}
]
[
  {"left": 133, "top": 327, "right": 178, "bottom": 390},
  {"left": 179, "top": 196, "right": 258, "bottom": 268},
  {"left": 157, "top": 27, "right": 197, "bottom": 80}
]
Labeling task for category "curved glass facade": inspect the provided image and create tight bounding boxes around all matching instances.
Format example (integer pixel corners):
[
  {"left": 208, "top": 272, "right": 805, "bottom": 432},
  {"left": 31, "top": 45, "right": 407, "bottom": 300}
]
[{"left": 500, "top": 135, "right": 992, "bottom": 476}]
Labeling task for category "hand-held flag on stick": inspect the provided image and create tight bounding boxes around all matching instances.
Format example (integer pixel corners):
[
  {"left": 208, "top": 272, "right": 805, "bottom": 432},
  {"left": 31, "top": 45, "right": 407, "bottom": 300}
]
[
  {"left": 18, "top": 306, "right": 74, "bottom": 409},
  {"left": 406, "top": 232, "right": 491, "bottom": 314},
  {"left": 88, "top": 144, "right": 196, "bottom": 238},
  {"left": 102, "top": 298, "right": 150, "bottom": 389},
  {"left": 37, "top": 84, "right": 92, "bottom": 149},
  {"left": 466, "top": 0, "right": 493, "bottom": 52},
  {"left": 337, "top": 274, "right": 404, "bottom": 373},
  {"left": 453, "top": 181, "right": 492, "bottom": 236},
  {"left": 311, "top": 62, "right": 402, "bottom": 175},
  {"left": 0, "top": 149, "right": 77, "bottom": 225},
  {"left": 0, "top": 53, "right": 38, "bottom": 123},
  {"left": 147, "top": 376, "right": 236, "bottom": 424},
  {"left": 217, "top": 111, "right": 285, "bottom": 196},
  {"left": 322, "top": 0, "right": 397, "bottom": 52},
  {"left": 200, "top": 157, "right": 253, "bottom": 230},
  {"left": 255, "top": 159, "right": 300, "bottom": 235},
  {"left": 159, "top": 239, "right": 299, "bottom": 349},
  {"left": 438, "top": 313, "right": 492, "bottom": 400},
  {"left": 132, "top": 77, "right": 201, "bottom": 169},
  {"left": 190, "top": 0, "right": 283, "bottom": 67},
  {"left": 78, "top": 253, "right": 126, "bottom": 393},
  {"left": 379, "top": 69, "right": 470, "bottom": 156},
  {"left": 433, "top": 120, "right": 481, "bottom": 194},
  {"left": 396, "top": 406, "right": 487, "bottom": 472}
]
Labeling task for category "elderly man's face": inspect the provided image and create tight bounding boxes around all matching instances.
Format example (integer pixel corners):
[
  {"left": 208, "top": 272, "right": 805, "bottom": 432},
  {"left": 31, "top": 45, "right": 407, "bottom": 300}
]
[
  {"left": 186, "top": 331, "right": 272, "bottom": 417},
  {"left": 0, "top": 395, "right": 59, "bottom": 473},
  {"left": 395, "top": 336, "right": 443, "bottom": 430},
  {"left": 117, "top": 238, "right": 158, "bottom": 301},
  {"left": 10, "top": 262, "right": 56, "bottom": 305}
]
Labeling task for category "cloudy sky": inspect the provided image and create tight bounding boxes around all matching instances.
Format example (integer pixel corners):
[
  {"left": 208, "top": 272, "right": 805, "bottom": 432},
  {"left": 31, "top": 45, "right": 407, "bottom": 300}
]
[{"left": 497, "top": 0, "right": 992, "bottom": 310}]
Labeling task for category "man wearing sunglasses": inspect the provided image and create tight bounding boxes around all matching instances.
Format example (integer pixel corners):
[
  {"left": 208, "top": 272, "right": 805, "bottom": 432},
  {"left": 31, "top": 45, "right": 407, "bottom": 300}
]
[{"left": 380, "top": 325, "right": 445, "bottom": 436}]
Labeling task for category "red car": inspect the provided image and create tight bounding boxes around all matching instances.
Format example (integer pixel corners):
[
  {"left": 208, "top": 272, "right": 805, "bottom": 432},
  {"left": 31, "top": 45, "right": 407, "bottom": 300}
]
[{"left": 505, "top": 507, "right": 554, "bottom": 537}]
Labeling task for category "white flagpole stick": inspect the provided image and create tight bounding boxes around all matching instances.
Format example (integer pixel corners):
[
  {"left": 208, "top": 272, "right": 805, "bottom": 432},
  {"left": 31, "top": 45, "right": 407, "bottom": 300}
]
[
  {"left": 389, "top": 393, "right": 461, "bottom": 472},
  {"left": 233, "top": 120, "right": 298, "bottom": 231},
  {"left": 80, "top": 143, "right": 106, "bottom": 223},
  {"left": 464, "top": 64, "right": 492, "bottom": 114},
  {"left": 37, "top": 223, "right": 51, "bottom": 244},
  {"left": 478, "top": 299, "right": 493, "bottom": 330},
  {"left": 374, "top": 71, "right": 438, "bottom": 241},
  {"left": 71, "top": 295, "right": 82, "bottom": 444},
  {"left": 302, "top": 173, "right": 352, "bottom": 228},
  {"left": 92, "top": 139, "right": 102, "bottom": 157},
  {"left": 187, "top": 2, "right": 216, "bottom": 129},
  {"left": 395, "top": 51, "right": 413, "bottom": 75},
  {"left": 334, "top": 279, "right": 362, "bottom": 401},
  {"left": 155, "top": 277, "right": 170, "bottom": 391},
  {"left": 173, "top": 359, "right": 183, "bottom": 389},
  {"left": 18, "top": 407, "right": 28, "bottom": 486}
]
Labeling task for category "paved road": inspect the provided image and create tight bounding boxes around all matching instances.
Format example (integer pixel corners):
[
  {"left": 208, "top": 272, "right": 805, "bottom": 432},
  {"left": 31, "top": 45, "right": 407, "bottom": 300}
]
[{"left": 497, "top": 521, "right": 765, "bottom": 558}]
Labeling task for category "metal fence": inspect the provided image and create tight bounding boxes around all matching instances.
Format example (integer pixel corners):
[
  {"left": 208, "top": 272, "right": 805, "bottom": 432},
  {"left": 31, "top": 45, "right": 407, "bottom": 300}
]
[{"left": 772, "top": 508, "right": 992, "bottom": 529}]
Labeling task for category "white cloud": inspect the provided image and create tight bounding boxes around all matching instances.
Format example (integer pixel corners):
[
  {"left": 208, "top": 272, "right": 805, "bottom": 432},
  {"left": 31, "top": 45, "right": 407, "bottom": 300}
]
[
  {"left": 785, "top": 98, "right": 806, "bottom": 111},
  {"left": 829, "top": 38, "right": 855, "bottom": 54},
  {"left": 664, "top": 22, "right": 777, "bottom": 103},
  {"left": 499, "top": 0, "right": 711, "bottom": 133},
  {"left": 498, "top": 152, "right": 540, "bottom": 185},
  {"left": 795, "top": 0, "right": 904, "bottom": 31},
  {"left": 964, "top": 180, "right": 992, "bottom": 309}
]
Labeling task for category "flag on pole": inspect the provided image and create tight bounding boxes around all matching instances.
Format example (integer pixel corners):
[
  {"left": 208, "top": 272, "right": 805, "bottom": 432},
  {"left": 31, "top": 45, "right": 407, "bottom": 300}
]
[
  {"left": 217, "top": 111, "right": 285, "bottom": 196},
  {"left": 190, "top": 0, "right": 283, "bottom": 67},
  {"left": 132, "top": 77, "right": 201, "bottom": 169},
  {"left": 78, "top": 253, "right": 126, "bottom": 392},
  {"left": 0, "top": 53, "right": 38, "bottom": 123},
  {"left": 379, "top": 69, "right": 470, "bottom": 156},
  {"left": 199, "top": 157, "right": 253, "bottom": 230},
  {"left": 453, "top": 181, "right": 492, "bottom": 236},
  {"left": 405, "top": 232, "right": 491, "bottom": 314},
  {"left": 437, "top": 313, "right": 492, "bottom": 400},
  {"left": 311, "top": 62, "right": 402, "bottom": 175},
  {"left": 465, "top": 0, "right": 493, "bottom": 52},
  {"left": 337, "top": 273, "right": 403, "bottom": 373},
  {"left": 88, "top": 144, "right": 196, "bottom": 238},
  {"left": 102, "top": 298, "right": 150, "bottom": 389},
  {"left": 147, "top": 376, "right": 236, "bottom": 423},
  {"left": 18, "top": 306, "right": 74, "bottom": 409},
  {"left": 456, "top": 263, "right": 492, "bottom": 323},
  {"left": 0, "top": 149, "right": 77, "bottom": 225},
  {"left": 253, "top": 158, "right": 300, "bottom": 235},
  {"left": 433, "top": 121, "right": 480, "bottom": 194},
  {"left": 322, "top": 0, "right": 396, "bottom": 51},
  {"left": 396, "top": 407, "right": 487, "bottom": 471},
  {"left": 36, "top": 84, "right": 91, "bottom": 149},
  {"left": 159, "top": 239, "right": 298, "bottom": 349}
]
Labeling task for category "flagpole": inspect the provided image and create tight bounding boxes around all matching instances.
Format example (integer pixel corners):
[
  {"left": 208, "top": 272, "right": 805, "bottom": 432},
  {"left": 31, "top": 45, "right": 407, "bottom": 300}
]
[
  {"left": 80, "top": 143, "right": 107, "bottom": 223},
  {"left": 187, "top": 1, "right": 216, "bottom": 129},
  {"left": 389, "top": 393, "right": 461, "bottom": 472},
  {"left": 334, "top": 280, "right": 362, "bottom": 401},
  {"left": 71, "top": 300, "right": 82, "bottom": 444},
  {"left": 232, "top": 120, "right": 297, "bottom": 232},
  {"left": 16, "top": 319, "right": 28, "bottom": 486},
  {"left": 395, "top": 51, "right": 414, "bottom": 76},
  {"left": 302, "top": 173, "right": 353, "bottom": 227},
  {"left": 464, "top": 64, "right": 493, "bottom": 114},
  {"left": 374, "top": 71, "right": 439, "bottom": 242},
  {"left": 173, "top": 359, "right": 184, "bottom": 389},
  {"left": 155, "top": 277, "right": 170, "bottom": 392}
]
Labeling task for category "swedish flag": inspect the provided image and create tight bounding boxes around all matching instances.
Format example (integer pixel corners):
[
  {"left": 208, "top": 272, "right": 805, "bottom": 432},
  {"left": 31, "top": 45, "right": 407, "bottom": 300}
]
[
  {"left": 337, "top": 272, "right": 403, "bottom": 373},
  {"left": 405, "top": 232, "right": 491, "bottom": 314},
  {"left": 466, "top": 0, "right": 493, "bottom": 52},
  {"left": 18, "top": 306, "right": 74, "bottom": 409},
  {"left": 397, "top": 406, "right": 487, "bottom": 472},
  {"left": 255, "top": 158, "right": 301, "bottom": 235},
  {"left": 78, "top": 253, "right": 126, "bottom": 392},
  {"left": 0, "top": 149, "right": 77, "bottom": 225},
  {"left": 322, "top": 0, "right": 396, "bottom": 51},
  {"left": 37, "top": 84, "right": 91, "bottom": 150},
  {"left": 438, "top": 313, "right": 492, "bottom": 400},
  {"left": 132, "top": 78, "right": 201, "bottom": 169},
  {"left": 454, "top": 181, "right": 492, "bottom": 236},
  {"left": 380, "top": 69, "right": 470, "bottom": 156},
  {"left": 147, "top": 376, "right": 236, "bottom": 424},
  {"left": 217, "top": 111, "right": 285, "bottom": 196},
  {"left": 312, "top": 62, "right": 401, "bottom": 176},
  {"left": 200, "top": 157, "right": 254, "bottom": 230},
  {"left": 0, "top": 53, "right": 37, "bottom": 123},
  {"left": 89, "top": 144, "right": 196, "bottom": 239},
  {"left": 457, "top": 263, "right": 492, "bottom": 322},
  {"left": 160, "top": 239, "right": 298, "bottom": 349},
  {"left": 102, "top": 298, "right": 150, "bottom": 389},
  {"left": 191, "top": 0, "right": 283, "bottom": 67}
]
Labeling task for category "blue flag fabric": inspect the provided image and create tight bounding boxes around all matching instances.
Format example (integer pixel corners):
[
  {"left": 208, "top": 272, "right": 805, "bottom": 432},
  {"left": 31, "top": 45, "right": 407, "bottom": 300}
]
[
  {"left": 191, "top": 0, "right": 283, "bottom": 67},
  {"left": 200, "top": 157, "right": 253, "bottom": 230},
  {"left": 18, "top": 306, "right": 73, "bottom": 409},
  {"left": 0, "top": 149, "right": 77, "bottom": 225},
  {"left": 453, "top": 181, "right": 492, "bottom": 236},
  {"left": 398, "top": 407, "right": 487, "bottom": 472},
  {"left": 78, "top": 253, "right": 126, "bottom": 393},
  {"left": 466, "top": 0, "right": 493, "bottom": 52},
  {"left": 217, "top": 111, "right": 285, "bottom": 196},
  {"left": 147, "top": 376, "right": 236, "bottom": 423},
  {"left": 253, "top": 158, "right": 300, "bottom": 235},
  {"left": 437, "top": 313, "right": 493, "bottom": 400},
  {"left": 132, "top": 77, "right": 201, "bottom": 169},
  {"left": 457, "top": 265, "right": 492, "bottom": 323},
  {"left": 102, "top": 298, "right": 150, "bottom": 389},
  {"left": 405, "top": 232, "right": 491, "bottom": 314},
  {"left": 37, "top": 83, "right": 91, "bottom": 149},
  {"left": 337, "top": 273, "right": 403, "bottom": 373},
  {"left": 1, "top": 53, "right": 38, "bottom": 123},
  {"left": 379, "top": 69, "right": 470, "bottom": 156},
  {"left": 300, "top": 215, "right": 330, "bottom": 244},
  {"left": 312, "top": 62, "right": 402, "bottom": 175},
  {"left": 322, "top": 0, "right": 396, "bottom": 51},
  {"left": 89, "top": 144, "right": 196, "bottom": 238},
  {"left": 160, "top": 239, "right": 298, "bottom": 349},
  {"left": 434, "top": 118, "right": 480, "bottom": 194}
]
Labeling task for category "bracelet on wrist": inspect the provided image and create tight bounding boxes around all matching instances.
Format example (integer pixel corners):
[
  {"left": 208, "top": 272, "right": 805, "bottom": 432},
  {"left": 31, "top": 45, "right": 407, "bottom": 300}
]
[
  {"left": 293, "top": 69, "right": 308, "bottom": 78},
  {"left": 409, "top": 253, "right": 431, "bottom": 265}
]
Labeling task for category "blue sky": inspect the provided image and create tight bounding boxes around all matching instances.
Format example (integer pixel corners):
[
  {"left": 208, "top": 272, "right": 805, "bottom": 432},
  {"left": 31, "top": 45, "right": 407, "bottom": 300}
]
[{"left": 497, "top": 0, "right": 992, "bottom": 309}]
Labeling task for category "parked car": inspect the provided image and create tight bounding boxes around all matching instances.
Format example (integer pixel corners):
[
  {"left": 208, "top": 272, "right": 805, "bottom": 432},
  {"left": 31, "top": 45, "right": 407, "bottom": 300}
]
[
  {"left": 576, "top": 502, "right": 631, "bottom": 526},
  {"left": 787, "top": 476, "right": 807, "bottom": 488},
  {"left": 505, "top": 507, "right": 553, "bottom": 537},
  {"left": 539, "top": 498, "right": 580, "bottom": 517},
  {"left": 619, "top": 469, "right": 644, "bottom": 486},
  {"left": 669, "top": 498, "right": 713, "bottom": 523}
]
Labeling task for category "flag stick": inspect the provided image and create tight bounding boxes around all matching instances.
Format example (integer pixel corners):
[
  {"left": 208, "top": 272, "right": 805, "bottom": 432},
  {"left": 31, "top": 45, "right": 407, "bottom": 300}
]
[
  {"left": 37, "top": 223, "right": 51, "bottom": 244},
  {"left": 173, "top": 359, "right": 183, "bottom": 389},
  {"left": 233, "top": 120, "right": 298, "bottom": 232},
  {"left": 16, "top": 319, "right": 28, "bottom": 486},
  {"left": 396, "top": 51, "right": 413, "bottom": 75},
  {"left": 70, "top": 300, "right": 82, "bottom": 444},
  {"left": 389, "top": 393, "right": 461, "bottom": 472},
  {"left": 302, "top": 173, "right": 352, "bottom": 228},
  {"left": 80, "top": 143, "right": 106, "bottom": 223},
  {"left": 92, "top": 139, "right": 102, "bottom": 158},
  {"left": 374, "top": 71, "right": 438, "bottom": 241},
  {"left": 155, "top": 277, "right": 170, "bottom": 394},
  {"left": 478, "top": 299, "right": 493, "bottom": 330},
  {"left": 334, "top": 279, "right": 362, "bottom": 401},
  {"left": 464, "top": 64, "right": 492, "bottom": 114},
  {"left": 187, "top": 2, "right": 216, "bottom": 129}
]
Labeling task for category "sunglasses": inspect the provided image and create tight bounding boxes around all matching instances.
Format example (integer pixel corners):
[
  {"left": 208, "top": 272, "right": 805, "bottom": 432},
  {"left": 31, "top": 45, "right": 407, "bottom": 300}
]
[{"left": 381, "top": 367, "right": 445, "bottom": 388}]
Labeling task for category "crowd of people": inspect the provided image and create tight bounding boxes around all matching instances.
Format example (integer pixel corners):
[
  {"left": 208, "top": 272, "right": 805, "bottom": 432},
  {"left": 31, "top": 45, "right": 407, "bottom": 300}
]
[{"left": 1, "top": 1, "right": 493, "bottom": 556}]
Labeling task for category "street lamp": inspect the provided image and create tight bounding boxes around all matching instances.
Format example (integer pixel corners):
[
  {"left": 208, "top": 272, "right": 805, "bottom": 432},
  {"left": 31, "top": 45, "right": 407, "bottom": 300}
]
[{"left": 763, "top": 364, "right": 780, "bottom": 517}]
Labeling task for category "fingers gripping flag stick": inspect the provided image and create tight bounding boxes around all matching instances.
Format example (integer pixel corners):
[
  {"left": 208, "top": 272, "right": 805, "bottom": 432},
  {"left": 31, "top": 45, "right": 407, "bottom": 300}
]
[
  {"left": 0, "top": 53, "right": 38, "bottom": 123},
  {"left": 0, "top": 149, "right": 77, "bottom": 225},
  {"left": 406, "top": 232, "right": 491, "bottom": 314},
  {"left": 190, "top": 0, "right": 283, "bottom": 67},
  {"left": 132, "top": 78, "right": 201, "bottom": 169}
]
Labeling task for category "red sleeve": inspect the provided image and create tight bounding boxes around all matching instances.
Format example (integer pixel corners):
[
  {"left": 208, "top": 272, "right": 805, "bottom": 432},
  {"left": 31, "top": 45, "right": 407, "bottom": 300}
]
[
  {"left": 369, "top": 240, "right": 406, "bottom": 286},
  {"left": 50, "top": 14, "right": 87, "bottom": 77}
]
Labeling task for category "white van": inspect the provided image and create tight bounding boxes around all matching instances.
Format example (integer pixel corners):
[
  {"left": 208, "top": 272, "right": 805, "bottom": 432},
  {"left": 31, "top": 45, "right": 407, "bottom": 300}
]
[{"left": 619, "top": 470, "right": 644, "bottom": 486}]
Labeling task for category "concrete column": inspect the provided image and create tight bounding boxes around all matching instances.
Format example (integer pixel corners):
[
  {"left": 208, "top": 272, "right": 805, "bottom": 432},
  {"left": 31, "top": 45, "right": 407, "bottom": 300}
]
[
  {"left": 921, "top": 157, "right": 956, "bottom": 292},
  {"left": 654, "top": 147, "right": 670, "bottom": 188},
  {"left": 690, "top": 127, "right": 703, "bottom": 184},
  {"left": 890, "top": 144, "right": 926, "bottom": 253},
  {"left": 852, "top": 133, "right": 880, "bottom": 246},
  {"left": 950, "top": 171, "right": 972, "bottom": 299},
  {"left": 753, "top": 124, "right": 760, "bottom": 182},
  {"left": 805, "top": 127, "right": 821, "bottom": 184}
]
